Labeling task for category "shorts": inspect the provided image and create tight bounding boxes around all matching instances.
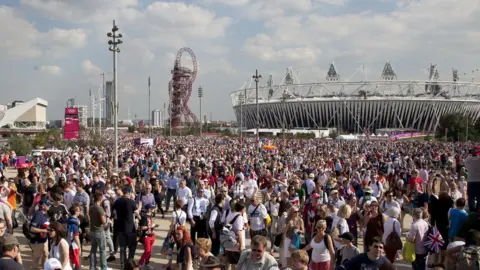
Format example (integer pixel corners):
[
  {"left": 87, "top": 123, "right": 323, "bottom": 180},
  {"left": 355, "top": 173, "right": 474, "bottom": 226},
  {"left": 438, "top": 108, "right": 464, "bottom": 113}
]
[
  {"left": 70, "top": 248, "right": 81, "bottom": 268},
  {"left": 250, "top": 229, "right": 268, "bottom": 239}
]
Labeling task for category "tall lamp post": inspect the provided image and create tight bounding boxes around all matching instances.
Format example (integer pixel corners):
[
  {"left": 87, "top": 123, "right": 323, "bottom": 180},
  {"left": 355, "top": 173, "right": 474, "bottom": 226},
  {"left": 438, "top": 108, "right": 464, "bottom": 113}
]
[
  {"left": 107, "top": 20, "right": 122, "bottom": 171},
  {"left": 148, "top": 76, "right": 151, "bottom": 137},
  {"left": 198, "top": 86, "right": 203, "bottom": 136},
  {"left": 252, "top": 69, "right": 262, "bottom": 142},
  {"left": 100, "top": 73, "right": 105, "bottom": 136},
  {"left": 239, "top": 93, "right": 244, "bottom": 141}
]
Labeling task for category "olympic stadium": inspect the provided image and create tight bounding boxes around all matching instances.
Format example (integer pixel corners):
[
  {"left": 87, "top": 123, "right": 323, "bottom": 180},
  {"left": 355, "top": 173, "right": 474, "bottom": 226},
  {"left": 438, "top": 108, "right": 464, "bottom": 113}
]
[{"left": 230, "top": 63, "right": 480, "bottom": 134}]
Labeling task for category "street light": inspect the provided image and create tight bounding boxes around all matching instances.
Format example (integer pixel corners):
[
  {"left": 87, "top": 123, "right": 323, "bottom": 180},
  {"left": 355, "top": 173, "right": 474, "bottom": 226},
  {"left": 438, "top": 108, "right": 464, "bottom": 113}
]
[
  {"left": 107, "top": 20, "right": 122, "bottom": 171},
  {"left": 198, "top": 86, "right": 203, "bottom": 137},
  {"left": 239, "top": 93, "right": 244, "bottom": 140},
  {"left": 252, "top": 69, "right": 262, "bottom": 142}
]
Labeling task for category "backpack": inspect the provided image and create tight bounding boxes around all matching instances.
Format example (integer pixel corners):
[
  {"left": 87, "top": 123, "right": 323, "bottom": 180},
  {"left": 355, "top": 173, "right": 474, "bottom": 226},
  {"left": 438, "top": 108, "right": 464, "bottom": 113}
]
[
  {"left": 206, "top": 205, "right": 223, "bottom": 231},
  {"left": 385, "top": 220, "right": 403, "bottom": 251},
  {"left": 330, "top": 219, "right": 342, "bottom": 240},
  {"left": 22, "top": 218, "right": 35, "bottom": 240},
  {"left": 220, "top": 214, "right": 241, "bottom": 249},
  {"left": 455, "top": 246, "right": 480, "bottom": 270}
]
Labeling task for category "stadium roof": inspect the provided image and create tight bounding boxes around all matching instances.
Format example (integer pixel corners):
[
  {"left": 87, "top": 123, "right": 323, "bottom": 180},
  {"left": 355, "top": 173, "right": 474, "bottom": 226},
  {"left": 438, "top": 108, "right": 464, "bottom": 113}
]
[{"left": 0, "top": 98, "right": 48, "bottom": 128}]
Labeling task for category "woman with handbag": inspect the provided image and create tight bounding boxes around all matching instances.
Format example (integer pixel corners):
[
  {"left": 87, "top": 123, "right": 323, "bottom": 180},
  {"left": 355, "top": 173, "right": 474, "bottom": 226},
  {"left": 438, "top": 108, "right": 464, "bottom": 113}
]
[
  {"left": 280, "top": 206, "right": 304, "bottom": 268},
  {"left": 383, "top": 207, "right": 402, "bottom": 263}
]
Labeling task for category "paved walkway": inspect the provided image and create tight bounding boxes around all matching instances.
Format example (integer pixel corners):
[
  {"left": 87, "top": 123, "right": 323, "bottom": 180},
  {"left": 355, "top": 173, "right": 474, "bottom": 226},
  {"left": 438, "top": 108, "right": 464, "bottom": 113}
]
[{"left": 5, "top": 168, "right": 413, "bottom": 269}]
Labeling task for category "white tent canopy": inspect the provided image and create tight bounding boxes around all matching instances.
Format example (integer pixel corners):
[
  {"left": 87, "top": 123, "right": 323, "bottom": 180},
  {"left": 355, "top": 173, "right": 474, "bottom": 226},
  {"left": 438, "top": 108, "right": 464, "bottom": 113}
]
[{"left": 336, "top": 134, "right": 359, "bottom": 140}]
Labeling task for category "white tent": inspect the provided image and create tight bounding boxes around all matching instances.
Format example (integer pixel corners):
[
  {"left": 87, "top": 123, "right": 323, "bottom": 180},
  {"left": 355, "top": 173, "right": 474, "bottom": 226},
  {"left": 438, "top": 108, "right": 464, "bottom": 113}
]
[{"left": 336, "top": 134, "right": 359, "bottom": 140}]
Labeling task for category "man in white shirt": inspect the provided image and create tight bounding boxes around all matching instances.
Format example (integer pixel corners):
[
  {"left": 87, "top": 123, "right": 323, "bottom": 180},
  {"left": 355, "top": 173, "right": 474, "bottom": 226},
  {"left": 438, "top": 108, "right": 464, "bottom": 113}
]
[
  {"left": 224, "top": 202, "right": 246, "bottom": 266},
  {"left": 247, "top": 197, "right": 268, "bottom": 239},
  {"left": 465, "top": 146, "right": 480, "bottom": 212},
  {"left": 304, "top": 173, "right": 316, "bottom": 197},
  {"left": 176, "top": 180, "right": 192, "bottom": 211},
  {"left": 63, "top": 181, "right": 76, "bottom": 209},
  {"left": 243, "top": 177, "right": 258, "bottom": 207},
  {"left": 369, "top": 178, "right": 384, "bottom": 199},
  {"left": 187, "top": 189, "right": 210, "bottom": 242}
]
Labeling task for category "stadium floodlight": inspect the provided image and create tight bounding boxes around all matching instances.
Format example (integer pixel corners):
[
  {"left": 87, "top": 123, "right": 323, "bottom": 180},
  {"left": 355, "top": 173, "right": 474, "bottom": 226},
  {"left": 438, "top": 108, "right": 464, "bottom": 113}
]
[
  {"left": 107, "top": 20, "right": 123, "bottom": 171},
  {"left": 252, "top": 69, "right": 262, "bottom": 142}
]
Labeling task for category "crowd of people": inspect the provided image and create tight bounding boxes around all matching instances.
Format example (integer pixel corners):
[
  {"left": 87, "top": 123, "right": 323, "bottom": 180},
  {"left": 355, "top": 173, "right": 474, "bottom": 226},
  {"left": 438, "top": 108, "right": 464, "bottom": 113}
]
[{"left": 0, "top": 136, "right": 479, "bottom": 270}]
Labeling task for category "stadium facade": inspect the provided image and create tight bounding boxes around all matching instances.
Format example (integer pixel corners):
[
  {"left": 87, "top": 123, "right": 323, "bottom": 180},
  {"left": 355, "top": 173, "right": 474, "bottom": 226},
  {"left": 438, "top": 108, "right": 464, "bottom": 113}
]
[{"left": 230, "top": 63, "right": 480, "bottom": 134}]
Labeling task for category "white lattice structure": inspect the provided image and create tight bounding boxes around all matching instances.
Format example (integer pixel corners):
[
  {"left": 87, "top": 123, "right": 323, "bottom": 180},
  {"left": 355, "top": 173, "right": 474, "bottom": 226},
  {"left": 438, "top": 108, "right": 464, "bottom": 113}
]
[
  {"left": 231, "top": 63, "right": 480, "bottom": 133},
  {"left": 0, "top": 98, "right": 48, "bottom": 129}
]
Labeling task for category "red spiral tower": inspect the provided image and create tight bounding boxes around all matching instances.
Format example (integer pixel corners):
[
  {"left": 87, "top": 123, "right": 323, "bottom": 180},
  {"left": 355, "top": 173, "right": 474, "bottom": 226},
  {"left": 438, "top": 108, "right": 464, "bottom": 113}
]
[{"left": 169, "top": 47, "right": 198, "bottom": 128}]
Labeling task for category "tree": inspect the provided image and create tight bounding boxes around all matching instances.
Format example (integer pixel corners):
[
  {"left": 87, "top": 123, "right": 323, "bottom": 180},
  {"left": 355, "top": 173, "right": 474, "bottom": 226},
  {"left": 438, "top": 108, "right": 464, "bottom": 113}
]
[
  {"left": 7, "top": 134, "right": 32, "bottom": 156},
  {"left": 127, "top": 125, "right": 136, "bottom": 133},
  {"left": 436, "top": 113, "right": 478, "bottom": 141},
  {"left": 220, "top": 128, "right": 233, "bottom": 136}
]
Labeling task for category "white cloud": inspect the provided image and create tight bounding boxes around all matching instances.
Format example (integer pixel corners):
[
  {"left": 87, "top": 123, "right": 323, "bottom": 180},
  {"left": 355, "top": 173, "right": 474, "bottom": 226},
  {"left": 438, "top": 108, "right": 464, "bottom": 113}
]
[
  {"left": 244, "top": 0, "right": 480, "bottom": 67},
  {"left": 20, "top": 0, "right": 141, "bottom": 24},
  {"left": 315, "top": 0, "right": 346, "bottom": 5},
  {"left": 144, "top": 2, "right": 231, "bottom": 39},
  {"left": 199, "top": 58, "right": 237, "bottom": 75},
  {"left": 0, "top": 6, "right": 87, "bottom": 59},
  {"left": 244, "top": 0, "right": 312, "bottom": 20},
  {"left": 203, "top": 0, "right": 249, "bottom": 6},
  {"left": 36, "top": 65, "right": 62, "bottom": 75},
  {"left": 3, "top": 0, "right": 480, "bottom": 121},
  {"left": 81, "top": 60, "right": 103, "bottom": 76},
  {"left": 243, "top": 34, "right": 318, "bottom": 64},
  {"left": 43, "top": 28, "right": 87, "bottom": 49}
]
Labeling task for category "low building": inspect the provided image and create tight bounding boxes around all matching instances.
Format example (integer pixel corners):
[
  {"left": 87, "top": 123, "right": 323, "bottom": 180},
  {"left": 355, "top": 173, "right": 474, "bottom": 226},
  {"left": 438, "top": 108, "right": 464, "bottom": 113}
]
[{"left": 0, "top": 98, "right": 48, "bottom": 129}]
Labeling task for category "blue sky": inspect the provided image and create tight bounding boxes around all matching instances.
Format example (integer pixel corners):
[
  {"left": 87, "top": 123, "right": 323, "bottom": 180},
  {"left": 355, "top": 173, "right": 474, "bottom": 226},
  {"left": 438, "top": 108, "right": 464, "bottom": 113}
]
[{"left": 1, "top": 0, "right": 480, "bottom": 121}]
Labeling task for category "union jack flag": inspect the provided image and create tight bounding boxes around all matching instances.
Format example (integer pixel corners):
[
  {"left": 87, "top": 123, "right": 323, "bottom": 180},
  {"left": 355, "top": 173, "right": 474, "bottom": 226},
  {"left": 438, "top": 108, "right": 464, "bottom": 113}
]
[{"left": 424, "top": 224, "right": 445, "bottom": 253}]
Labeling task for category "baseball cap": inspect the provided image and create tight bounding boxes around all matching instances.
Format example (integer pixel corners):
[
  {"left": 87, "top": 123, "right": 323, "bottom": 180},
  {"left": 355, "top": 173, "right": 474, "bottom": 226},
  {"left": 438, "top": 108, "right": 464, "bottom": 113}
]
[
  {"left": 0, "top": 234, "right": 19, "bottom": 246},
  {"left": 126, "top": 177, "right": 133, "bottom": 184},
  {"left": 39, "top": 197, "right": 51, "bottom": 206},
  {"left": 312, "top": 193, "right": 320, "bottom": 199},
  {"left": 44, "top": 258, "right": 62, "bottom": 270}
]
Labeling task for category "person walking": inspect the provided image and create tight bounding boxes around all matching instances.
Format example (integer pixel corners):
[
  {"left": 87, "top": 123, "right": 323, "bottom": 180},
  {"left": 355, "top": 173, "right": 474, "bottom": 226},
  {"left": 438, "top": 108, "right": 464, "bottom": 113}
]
[
  {"left": 188, "top": 188, "right": 209, "bottom": 243},
  {"left": 112, "top": 186, "right": 138, "bottom": 269},
  {"left": 138, "top": 204, "right": 158, "bottom": 269},
  {"left": 0, "top": 234, "right": 23, "bottom": 270},
  {"left": 89, "top": 192, "right": 109, "bottom": 270},
  {"left": 29, "top": 198, "right": 49, "bottom": 270},
  {"left": 47, "top": 221, "right": 72, "bottom": 270}
]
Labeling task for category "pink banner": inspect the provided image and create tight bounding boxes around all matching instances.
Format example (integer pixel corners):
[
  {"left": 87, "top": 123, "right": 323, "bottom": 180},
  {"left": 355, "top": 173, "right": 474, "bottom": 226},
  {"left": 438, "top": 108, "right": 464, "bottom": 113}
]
[
  {"left": 391, "top": 132, "right": 424, "bottom": 140},
  {"left": 64, "top": 107, "right": 79, "bottom": 140}
]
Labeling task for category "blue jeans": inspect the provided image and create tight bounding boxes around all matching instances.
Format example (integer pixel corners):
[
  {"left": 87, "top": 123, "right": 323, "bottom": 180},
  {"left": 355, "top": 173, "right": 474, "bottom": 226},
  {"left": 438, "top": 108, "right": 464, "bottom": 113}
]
[
  {"left": 90, "top": 230, "right": 108, "bottom": 270},
  {"left": 165, "top": 188, "right": 176, "bottom": 212},
  {"left": 117, "top": 232, "right": 137, "bottom": 266},
  {"left": 105, "top": 226, "right": 115, "bottom": 256}
]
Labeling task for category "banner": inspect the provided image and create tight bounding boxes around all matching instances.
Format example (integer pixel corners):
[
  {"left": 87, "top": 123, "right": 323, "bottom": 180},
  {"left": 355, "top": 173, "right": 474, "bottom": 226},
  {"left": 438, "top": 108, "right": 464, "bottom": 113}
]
[
  {"left": 133, "top": 138, "right": 154, "bottom": 146},
  {"left": 391, "top": 132, "right": 424, "bottom": 140},
  {"left": 64, "top": 107, "right": 80, "bottom": 140}
]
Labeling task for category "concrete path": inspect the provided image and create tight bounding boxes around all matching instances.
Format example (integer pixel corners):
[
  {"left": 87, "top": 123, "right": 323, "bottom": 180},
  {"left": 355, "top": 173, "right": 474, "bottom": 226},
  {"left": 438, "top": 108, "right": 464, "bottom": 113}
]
[{"left": 4, "top": 168, "right": 413, "bottom": 269}]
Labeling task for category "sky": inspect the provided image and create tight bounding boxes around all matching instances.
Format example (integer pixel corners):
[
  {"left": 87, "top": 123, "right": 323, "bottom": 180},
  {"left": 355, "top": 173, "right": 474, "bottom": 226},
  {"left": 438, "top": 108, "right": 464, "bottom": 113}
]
[{"left": 1, "top": 0, "right": 480, "bottom": 121}]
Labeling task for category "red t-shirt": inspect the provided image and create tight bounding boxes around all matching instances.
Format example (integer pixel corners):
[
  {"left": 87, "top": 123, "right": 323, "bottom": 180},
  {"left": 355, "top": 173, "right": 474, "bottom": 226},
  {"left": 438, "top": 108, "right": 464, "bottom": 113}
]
[{"left": 408, "top": 177, "right": 423, "bottom": 192}]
